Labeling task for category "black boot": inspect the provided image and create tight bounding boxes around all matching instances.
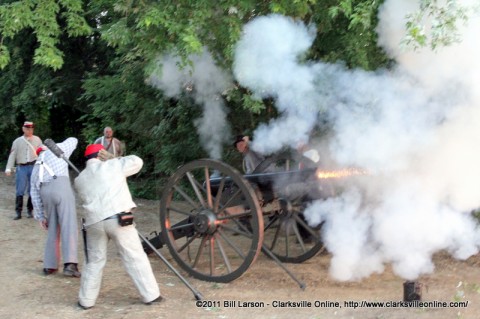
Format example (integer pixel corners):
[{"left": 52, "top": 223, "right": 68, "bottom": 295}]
[
  {"left": 14, "top": 196, "right": 23, "bottom": 220},
  {"left": 27, "top": 197, "right": 33, "bottom": 218},
  {"left": 63, "top": 263, "right": 81, "bottom": 278}
]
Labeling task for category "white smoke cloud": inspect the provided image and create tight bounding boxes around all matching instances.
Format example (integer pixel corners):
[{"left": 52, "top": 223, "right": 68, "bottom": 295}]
[
  {"left": 233, "top": 4, "right": 480, "bottom": 282},
  {"left": 233, "top": 15, "right": 322, "bottom": 154},
  {"left": 148, "top": 50, "right": 232, "bottom": 159}
]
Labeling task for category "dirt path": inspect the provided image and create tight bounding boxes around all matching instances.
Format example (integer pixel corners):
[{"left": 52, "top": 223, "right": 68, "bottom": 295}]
[{"left": 0, "top": 173, "right": 479, "bottom": 319}]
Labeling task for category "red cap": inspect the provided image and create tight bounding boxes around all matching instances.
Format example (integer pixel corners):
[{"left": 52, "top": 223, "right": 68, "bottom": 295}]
[
  {"left": 36, "top": 146, "right": 45, "bottom": 156},
  {"left": 85, "top": 144, "right": 105, "bottom": 157},
  {"left": 23, "top": 121, "right": 34, "bottom": 128}
]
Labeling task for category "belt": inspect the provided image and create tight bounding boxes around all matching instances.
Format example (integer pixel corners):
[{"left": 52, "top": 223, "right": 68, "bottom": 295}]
[
  {"left": 103, "top": 212, "right": 129, "bottom": 221},
  {"left": 18, "top": 161, "right": 36, "bottom": 166}
]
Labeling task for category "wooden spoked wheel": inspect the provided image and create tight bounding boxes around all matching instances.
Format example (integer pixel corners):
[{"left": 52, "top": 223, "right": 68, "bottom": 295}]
[
  {"left": 160, "top": 159, "right": 263, "bottom": 282},
  {"left": 254, "top": 152, "right": 327, "bottom": 263},
  {"left": 262, "top": 199, "right": 325, "bottom": 263}
]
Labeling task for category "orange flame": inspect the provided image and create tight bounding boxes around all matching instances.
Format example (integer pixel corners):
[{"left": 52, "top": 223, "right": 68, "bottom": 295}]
[{"left": 316, "top": 168, "right": 367, "bottom": 179}]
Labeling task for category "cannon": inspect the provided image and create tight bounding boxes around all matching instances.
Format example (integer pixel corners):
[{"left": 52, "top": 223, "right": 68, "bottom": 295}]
[{"left": 144, "top": 152, "right": 336, "bottom": 286}]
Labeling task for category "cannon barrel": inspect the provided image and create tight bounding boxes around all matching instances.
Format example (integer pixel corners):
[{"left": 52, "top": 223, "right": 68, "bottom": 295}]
[
  {"left": 209, "top": 167, "right": 318, "bottom": 193},
  {"left": 208, "top": 167, "right": 328, "bottom": 203}
]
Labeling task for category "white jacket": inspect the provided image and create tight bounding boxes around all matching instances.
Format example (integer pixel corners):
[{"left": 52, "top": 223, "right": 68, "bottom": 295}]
[{"left": 74, "top": 155, "right": 143, "bottom": 226}]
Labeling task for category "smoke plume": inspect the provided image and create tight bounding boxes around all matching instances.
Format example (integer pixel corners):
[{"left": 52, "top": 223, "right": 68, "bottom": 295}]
[
  {"left": 233, "top": 2, "right": 480, "bottom": 281},
  {"left": 233, "top": 15, "right": 320, "bottom": 154},
  {"left": 148, "top": 50, "right": 232, "bottom": 159}
]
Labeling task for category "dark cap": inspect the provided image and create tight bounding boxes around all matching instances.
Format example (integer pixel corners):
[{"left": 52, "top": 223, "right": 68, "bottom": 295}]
[{"left": 233, "top": 135, "right": 246, "bottom": 148}]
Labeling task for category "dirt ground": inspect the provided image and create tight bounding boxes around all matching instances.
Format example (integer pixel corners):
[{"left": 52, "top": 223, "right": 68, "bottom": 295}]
[{"left": 1, "top": 172, "right": 479, "bottom": 319}]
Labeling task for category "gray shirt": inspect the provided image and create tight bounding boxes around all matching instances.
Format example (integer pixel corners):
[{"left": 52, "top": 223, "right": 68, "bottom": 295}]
[
  {"left": 243, "top": 149, "right": 265, "bottom": 174},
  {"left": 5, "top": 135, "right": 42, "bottom": 172}
]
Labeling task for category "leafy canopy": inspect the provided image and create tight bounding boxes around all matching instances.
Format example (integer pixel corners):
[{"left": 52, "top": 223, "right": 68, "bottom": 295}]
[{"left": 0, "top": 0, "right": 91, "bottom": 70}]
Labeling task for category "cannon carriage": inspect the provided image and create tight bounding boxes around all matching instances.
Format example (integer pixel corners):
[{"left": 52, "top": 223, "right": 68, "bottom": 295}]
[
  {"left": 42, "top": 137, "right": 331, "bottom": 297},
  {"left": 145, "top": 152, "right": 335, "bottom": 285}
]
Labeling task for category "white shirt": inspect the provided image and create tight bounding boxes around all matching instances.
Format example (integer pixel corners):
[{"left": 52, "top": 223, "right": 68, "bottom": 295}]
[
  {"left": 74, "top": 155, "right": 143, "bottom": 226},
  {"left": 30, "top": 137, "right": 78, "bottom": 220}
]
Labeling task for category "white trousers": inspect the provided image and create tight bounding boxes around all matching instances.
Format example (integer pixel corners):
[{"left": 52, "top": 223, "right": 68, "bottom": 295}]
[{"left": 78, "top": 219, "right": 160, "bottom": 307}]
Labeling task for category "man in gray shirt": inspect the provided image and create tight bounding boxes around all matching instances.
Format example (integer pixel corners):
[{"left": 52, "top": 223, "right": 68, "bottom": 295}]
[
  {"left": 233, "top": 135, "right": 265, "bottom": 174},
  {"left": 5, "top": 121, "right": 42, "bottom": 220}
]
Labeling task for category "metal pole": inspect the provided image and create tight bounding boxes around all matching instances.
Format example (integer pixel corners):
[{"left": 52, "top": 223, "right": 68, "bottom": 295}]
[
  {"left": 138, "top": 231, "right": 204, "bottom": 300},
  {"left": 43, "top": 139, "right": 81, "bottom": 174},
  {"left": 261, "top": 244, "right": 306, "bottom": 290},
  {"left": 81, "top": 218, "right": 89, "bottom": 263}
]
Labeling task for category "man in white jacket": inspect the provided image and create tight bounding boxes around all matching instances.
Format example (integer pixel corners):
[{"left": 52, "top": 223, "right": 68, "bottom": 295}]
[{"left": 74, "top": 144, "right": 161, "bottom": 310}]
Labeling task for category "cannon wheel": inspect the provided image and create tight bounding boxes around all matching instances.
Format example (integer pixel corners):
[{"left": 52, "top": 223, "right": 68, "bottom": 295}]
[
  {"left": 160, "top": 159, "right": 264, "bottom": 282},
  {"left": 253, "top": 152, "right": 327, "bottom": 263}
]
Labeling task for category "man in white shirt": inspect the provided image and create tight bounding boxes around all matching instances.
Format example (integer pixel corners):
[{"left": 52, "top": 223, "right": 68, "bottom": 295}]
[{"left": 74, "top": 144, "right": 161, "bottom": 310}]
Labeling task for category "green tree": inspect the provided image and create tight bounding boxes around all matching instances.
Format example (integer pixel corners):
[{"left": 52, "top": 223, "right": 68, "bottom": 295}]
[
  {"left": 403, "top": 0, "right": 472, "bottom": 50},
  {"left": 0, "top": 0, "right": 91, "bottom": 70},
  {"left": 0, "top": 0, "right": 112, "bottom": 167},
  {"left": 2, "top": 0, "right": 430, "bottom": 198}
]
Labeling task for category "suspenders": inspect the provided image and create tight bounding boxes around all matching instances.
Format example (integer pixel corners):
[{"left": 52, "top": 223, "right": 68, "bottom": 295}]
[
  {"left": 36, "top": 152, "right": 57, "bottom": 185},
  {"left": 101, "top": 136, "right": 116, "bottom": 156}
]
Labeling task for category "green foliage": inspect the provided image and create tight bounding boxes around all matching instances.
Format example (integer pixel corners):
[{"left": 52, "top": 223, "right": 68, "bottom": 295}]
[
  {"left": 403, "top": 0, "right": 471, "bottom": 50},
  {"left": 1, "top": 0, "right": 445, "bottom": 199},
  {"left": 328, "top": 0, "right": 381, "bottom": 30},
  {"left": 0, "top": 43, "right": 9, "bottom": 67},
  {"left": 242, "top": 94, "right": 266, "bottom": 114},
  {"left": 0, "top": 1, "right": 35, "bottom": 38},
  {"left": 324, "top": 0, "right": 388, "bottom": 70},
  {"left": 0, "top": 0, "right": 91, "bottom": 70},
  {"left": 269, "top": 0, "right": 316, "bottom": 16}
]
